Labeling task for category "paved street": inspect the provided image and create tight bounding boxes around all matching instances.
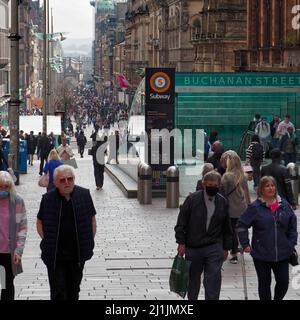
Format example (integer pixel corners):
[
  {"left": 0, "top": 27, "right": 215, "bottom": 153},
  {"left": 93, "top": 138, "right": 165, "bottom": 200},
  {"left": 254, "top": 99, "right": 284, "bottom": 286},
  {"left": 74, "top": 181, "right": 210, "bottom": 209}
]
[{"left": 12, "top": 138, "right": 300, "bottom": 300}]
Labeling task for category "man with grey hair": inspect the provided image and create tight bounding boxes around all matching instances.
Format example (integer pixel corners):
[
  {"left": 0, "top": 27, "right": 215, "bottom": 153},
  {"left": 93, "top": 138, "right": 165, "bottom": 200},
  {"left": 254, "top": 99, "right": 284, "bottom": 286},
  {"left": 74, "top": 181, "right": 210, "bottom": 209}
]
[
  {"left": 175, "top": 170, "right": 233, "bottom": 300},
  {"left": 36, "top": 165, "right": 97, "bottom": 300}
]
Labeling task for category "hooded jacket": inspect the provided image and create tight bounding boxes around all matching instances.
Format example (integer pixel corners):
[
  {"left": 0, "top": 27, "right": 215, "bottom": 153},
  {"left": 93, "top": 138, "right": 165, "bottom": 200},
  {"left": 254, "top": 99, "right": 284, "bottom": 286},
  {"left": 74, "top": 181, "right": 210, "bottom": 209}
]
[{"left": 237, "top": 198, "right": 297, "bottom": 262}]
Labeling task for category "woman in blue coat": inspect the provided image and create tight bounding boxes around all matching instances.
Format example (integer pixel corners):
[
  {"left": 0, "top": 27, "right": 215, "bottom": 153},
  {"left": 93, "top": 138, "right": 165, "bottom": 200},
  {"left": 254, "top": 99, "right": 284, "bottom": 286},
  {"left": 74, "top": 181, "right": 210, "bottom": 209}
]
[{"left": 237, "top": 176, "right": 297, "bottom": 300}]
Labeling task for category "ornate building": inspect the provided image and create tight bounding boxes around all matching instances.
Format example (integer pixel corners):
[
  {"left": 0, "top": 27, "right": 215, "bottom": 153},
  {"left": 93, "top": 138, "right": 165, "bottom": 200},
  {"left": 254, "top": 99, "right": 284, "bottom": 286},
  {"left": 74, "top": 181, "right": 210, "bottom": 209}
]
[
  {"left": 234, "top": 0, "right": 300, "bottom": 72},
  {"left": 0, "top": 0, "right": 10, "bottom": 127},
  {"left": 190, "top": 0, "right": 247, "bottom": 72}
]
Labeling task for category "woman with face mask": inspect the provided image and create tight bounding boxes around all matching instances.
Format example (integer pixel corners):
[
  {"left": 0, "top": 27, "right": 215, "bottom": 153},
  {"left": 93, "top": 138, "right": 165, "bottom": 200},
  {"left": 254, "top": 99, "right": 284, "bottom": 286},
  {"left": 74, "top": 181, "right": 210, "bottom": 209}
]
[
  {"left": 0, "top": 171, "right": 27, "bottom": 300},
  {"left": 220, "top": 151, "right": 251, "bottom": 264}
]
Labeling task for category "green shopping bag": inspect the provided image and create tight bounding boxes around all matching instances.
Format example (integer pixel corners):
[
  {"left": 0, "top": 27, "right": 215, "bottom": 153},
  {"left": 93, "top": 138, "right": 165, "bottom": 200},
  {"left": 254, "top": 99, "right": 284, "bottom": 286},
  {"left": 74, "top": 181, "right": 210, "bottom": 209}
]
[{"left": 169, "top": 255, "right": 191, "bottom": 298}]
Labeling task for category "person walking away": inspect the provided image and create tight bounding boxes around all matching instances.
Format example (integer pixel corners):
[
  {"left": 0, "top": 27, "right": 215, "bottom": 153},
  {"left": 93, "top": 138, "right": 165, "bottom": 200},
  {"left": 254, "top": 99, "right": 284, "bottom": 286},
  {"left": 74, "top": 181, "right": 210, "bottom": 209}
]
[
  {"left": 280, "top": 126, "right": 298, "bottom": 166},
  {"left": 57, "top": 137, "right": 74, "bottom": 161},
  {"left": 91, "top": 139, "right": 106, "bottom": 190},
  {"left": 261, "top": 149, "right": 296, "bottom": 209},
  {"left": 36, "top": 165, "right": 97, "bottom": 300},
  {"left": 237, "top": 176, "right": 297, "bottom": 300},
  {"left": 220, "top": 151, "right": 251, "bottom": 264},
  {"left": 246, "top": 135, "right": 265, "bottom": 190},
  {"left": 175, "top": 171, "right": 233, "bottom": 300},
  {"left": 43, "top": 149, "right": 63, "bottom": 192},
  {"left": 255, "top": 116, "right": 271, "bottom": 154},
  {"left": 36, "top": 132, "right": 42, "bottom": 160},
  {"left": 38, "top": 132, "right": 52, "bottom": 176},
  {"left": 77, "top": 131, "right": 87, "bottom": 158},
  {"left": 26, "top": 131, "right": 37, "bottom": 166},
  {"left": 0, "top": 171, "right": 27, "bottom": 300}
]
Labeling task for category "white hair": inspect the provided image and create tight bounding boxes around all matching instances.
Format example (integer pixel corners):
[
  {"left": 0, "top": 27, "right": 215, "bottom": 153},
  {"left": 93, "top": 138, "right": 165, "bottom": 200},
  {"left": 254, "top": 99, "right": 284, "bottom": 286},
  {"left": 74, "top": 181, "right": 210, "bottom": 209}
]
[
  {"left": 0, "top": 170, "right": 16, "bottom": 196},
  {"left": 53, "top": 165, "right": 76, "bottom": 182}
]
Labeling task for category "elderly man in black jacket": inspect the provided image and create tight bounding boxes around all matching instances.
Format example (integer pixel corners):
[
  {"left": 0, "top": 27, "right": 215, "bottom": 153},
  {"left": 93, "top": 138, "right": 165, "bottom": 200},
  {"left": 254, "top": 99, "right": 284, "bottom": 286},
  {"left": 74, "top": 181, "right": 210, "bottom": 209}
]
[
  {"left": 175, "top": 171, "right": 233, "bottom": 300},
  {"left": 36, "top": 165, "right": 97, "bottom": 300},
  {"left": 261, "top": 148, "right": 296, "bottom": 209}
]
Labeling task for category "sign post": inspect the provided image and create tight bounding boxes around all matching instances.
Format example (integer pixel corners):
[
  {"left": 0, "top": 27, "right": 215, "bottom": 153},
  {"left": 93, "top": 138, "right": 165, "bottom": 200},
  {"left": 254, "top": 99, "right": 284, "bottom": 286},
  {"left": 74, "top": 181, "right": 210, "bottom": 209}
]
[{"left": 145, "top": 68, "right": 175, "bottom": 190}]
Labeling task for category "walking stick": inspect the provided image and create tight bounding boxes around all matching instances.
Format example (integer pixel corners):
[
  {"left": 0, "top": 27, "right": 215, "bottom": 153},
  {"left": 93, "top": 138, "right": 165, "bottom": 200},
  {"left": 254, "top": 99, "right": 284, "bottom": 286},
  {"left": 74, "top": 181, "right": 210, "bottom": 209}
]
[{"left": 239, "top": 244, "right": 248, "bottom": 300}]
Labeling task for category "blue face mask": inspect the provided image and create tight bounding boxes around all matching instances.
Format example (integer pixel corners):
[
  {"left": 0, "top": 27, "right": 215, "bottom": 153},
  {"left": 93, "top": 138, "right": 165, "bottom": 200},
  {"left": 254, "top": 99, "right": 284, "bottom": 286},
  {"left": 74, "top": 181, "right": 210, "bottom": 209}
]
[{"left": 0, "top": 191, "right": 9, "bottom": 198}]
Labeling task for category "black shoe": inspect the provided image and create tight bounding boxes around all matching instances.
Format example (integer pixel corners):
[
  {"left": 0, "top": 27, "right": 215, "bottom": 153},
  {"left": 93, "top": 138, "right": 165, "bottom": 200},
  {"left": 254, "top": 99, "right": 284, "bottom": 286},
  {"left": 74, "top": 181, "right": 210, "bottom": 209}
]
[{"left": 229, "top": 256, "right": 238, "bottom": 264}]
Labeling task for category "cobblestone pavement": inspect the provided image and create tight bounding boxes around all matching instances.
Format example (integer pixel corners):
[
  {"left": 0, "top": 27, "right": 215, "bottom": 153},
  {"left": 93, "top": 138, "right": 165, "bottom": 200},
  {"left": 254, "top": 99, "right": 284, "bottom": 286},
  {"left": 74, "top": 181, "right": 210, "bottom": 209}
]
[{"left": 13, "top": 141, "right": 300, "bottom": 300}]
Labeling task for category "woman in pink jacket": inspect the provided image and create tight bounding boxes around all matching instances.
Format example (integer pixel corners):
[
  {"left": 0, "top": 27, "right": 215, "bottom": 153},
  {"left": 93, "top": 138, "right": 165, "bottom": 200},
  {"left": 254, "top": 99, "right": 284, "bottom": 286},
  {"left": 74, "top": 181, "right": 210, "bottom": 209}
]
[{"left": 0, "top": 171, "right": 27, "bottom": 300}]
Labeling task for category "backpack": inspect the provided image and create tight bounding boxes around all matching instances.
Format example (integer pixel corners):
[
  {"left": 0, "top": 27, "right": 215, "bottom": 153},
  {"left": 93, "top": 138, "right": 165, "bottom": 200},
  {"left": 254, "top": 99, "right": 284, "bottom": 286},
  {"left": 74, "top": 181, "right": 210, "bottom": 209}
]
[{"left": 251, "top": 143, "right": 264, "bottom": 161}]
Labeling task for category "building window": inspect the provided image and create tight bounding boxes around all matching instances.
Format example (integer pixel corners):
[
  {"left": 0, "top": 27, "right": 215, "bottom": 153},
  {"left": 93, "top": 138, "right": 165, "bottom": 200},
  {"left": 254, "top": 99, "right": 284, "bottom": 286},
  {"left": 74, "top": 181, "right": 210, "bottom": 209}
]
[{"left": 191, "top": 19, "right": 201, "bottom": 41}]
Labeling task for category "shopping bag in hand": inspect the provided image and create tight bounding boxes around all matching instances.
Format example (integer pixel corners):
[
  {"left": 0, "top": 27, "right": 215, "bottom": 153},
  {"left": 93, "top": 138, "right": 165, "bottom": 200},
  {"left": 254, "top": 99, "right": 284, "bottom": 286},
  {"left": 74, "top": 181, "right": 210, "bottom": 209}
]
[{"left": 169, "top": 255, "right": 191, "bottom": 298}]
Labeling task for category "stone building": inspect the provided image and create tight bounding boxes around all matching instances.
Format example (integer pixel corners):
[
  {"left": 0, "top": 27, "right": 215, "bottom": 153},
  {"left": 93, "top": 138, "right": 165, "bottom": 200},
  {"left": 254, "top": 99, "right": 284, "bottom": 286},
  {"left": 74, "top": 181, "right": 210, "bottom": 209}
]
[
  {"left": 190, "top": 0, "right": 247, "bottom": 72},
  {"left": 0, "top": 0, "right": 10, "bottom": 127},
  {"left": 234, "top": 0, "right": 300, "bottom": 72}
]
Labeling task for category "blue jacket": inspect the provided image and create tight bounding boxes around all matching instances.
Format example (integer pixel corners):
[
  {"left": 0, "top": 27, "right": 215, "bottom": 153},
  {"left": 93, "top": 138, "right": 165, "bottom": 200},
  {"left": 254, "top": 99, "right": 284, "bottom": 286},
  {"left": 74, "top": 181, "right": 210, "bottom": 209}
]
[{"left": 237, "top": 198, "right": 297, "bottom": 262}]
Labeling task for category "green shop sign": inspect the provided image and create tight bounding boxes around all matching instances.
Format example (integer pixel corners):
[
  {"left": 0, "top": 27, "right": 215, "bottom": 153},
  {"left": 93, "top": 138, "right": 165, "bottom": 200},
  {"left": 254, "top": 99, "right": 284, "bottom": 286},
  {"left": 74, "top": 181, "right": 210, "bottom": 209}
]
[{"left": 176, "top": 73, "right": 300, "bottom": 87}]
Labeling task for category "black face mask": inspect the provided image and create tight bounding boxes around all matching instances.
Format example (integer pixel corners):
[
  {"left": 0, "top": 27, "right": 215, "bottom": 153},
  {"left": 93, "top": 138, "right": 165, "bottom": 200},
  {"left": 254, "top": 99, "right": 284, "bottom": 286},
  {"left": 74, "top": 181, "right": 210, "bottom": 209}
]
[{"left": 205, "top": 186, "right": 219, "bottom": 197}]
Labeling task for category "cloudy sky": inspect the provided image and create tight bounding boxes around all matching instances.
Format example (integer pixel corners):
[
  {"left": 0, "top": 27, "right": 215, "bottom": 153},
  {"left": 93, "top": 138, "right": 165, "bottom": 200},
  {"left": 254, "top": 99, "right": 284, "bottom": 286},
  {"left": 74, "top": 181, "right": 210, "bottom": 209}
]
[{"left": 50, "top": 0, "right": 94, "bottom": 39}]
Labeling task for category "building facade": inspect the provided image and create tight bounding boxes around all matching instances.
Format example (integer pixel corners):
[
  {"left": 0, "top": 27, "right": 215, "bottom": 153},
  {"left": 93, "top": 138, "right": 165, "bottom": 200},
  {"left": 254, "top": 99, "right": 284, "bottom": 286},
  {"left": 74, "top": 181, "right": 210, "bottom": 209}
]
[
  {"left": 0, "top": 0, "right": 10, "bottom": 128},
  {"left": 235, "top": 0, "right": 300, "bottom": 72},
  {"left": 190, "top": 0, "right": 247, "bottom": 72}
]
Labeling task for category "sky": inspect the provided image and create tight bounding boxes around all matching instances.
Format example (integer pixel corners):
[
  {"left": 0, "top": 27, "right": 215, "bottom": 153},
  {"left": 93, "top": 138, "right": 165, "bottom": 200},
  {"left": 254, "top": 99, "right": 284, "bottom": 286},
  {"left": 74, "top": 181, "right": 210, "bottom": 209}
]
[{"left": 50, "top": 0, "right": 94, "bottom": 39}]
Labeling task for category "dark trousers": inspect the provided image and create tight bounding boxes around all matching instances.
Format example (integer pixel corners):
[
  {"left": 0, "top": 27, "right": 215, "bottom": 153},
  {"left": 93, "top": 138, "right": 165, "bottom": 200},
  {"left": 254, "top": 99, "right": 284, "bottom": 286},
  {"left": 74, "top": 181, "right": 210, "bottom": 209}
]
[
  {"left": 284, "top": 153, "right": 296, "bottom": 166},
  {"left": 230, "top": 218, "right": 239, "bottom": 255},
  {"left": 79, "top": 146, "right": 85, "bottom": 157},
  {"left": 185, "top": 243, "right": 224, "bottom": 300},
  {"left": 253, "top": 259, "right": 289, "bottom": 300},
  {"left": 46, "top": 261, "right": 84, "bottom": 300},
  {"left": 0, "top": 253, "right": 15, "bottom": 300},
  {"left": 93, "top": 162, "right": 104, "bottom": 188},
  {"left": 39, "top": 154, "right": 47, "bottom": 175},
  {"left": 250, "top": 161, "right": 261, "bottom": 188}
]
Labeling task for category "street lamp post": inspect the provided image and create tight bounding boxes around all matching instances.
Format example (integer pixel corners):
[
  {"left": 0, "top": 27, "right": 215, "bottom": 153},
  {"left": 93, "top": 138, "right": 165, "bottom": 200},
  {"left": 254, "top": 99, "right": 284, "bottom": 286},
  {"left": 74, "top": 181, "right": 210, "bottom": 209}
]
[
  {"left": 43, "top": 0, "right": 48, "bottom": 133},
  {"left": 8, "top": 0, "right": 22, "bottom": 185}
]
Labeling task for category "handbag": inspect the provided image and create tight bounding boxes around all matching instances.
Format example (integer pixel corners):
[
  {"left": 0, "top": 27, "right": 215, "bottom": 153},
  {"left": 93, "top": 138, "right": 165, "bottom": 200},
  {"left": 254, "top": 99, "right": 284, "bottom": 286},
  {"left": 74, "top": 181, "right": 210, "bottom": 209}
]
[
  {"left": 38, "top": 173, "right": 49, "bottom": 188},
  {"left": 289, "top": 249, "right": 299, "bottom": 266},
  {"left": 63, "top": 158, "right": 78, "bottom": 169},
  {"left": 169, "top": 255, "right": 191, "bottom": 298}
]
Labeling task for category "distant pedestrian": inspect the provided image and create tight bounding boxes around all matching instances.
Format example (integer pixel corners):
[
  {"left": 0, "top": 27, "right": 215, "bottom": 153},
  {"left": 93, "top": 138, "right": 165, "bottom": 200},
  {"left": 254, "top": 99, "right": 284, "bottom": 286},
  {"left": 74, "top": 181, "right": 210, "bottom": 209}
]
[
  {"left": 237, "top": 176, "right": 297, "bottom": 300},
  {"left": 91, "top": 138, "right": 106, "bottom": 190},
  {"left": 57, "top": 137, "right": 74, "bottom": 161},
  {"left": 277, "top": 115, "right": 295, "bottom": 141},
  {"left": 280, "top": 126, "right": 298, "bottom": 166},
  {"left": 36, "top": 165, "right": 97, "bottom": 300},
  {"left": 0, "top": 171, "right": 27, "bottom": 300},
  {"left": 206, "top": 141, "right": 225, "bottom": 175},
  {"left": 246, "top": 134, "right": 264, "bottom": 189},
  {"left": 0, "top": 137, "right": 8, "bottom": 171},
  {"left": 38, "top": 132, "right": 52, "bottom": 176},
  {"left": 77, "top": 131, "right": 87, "bottom": 158},
  {"left": 43, "top": 149, "right": 63, "bottom": 192},
  {"left": 26, "top": 131, "right": 37, "bottom": 166},
  {"left": 255, "top": 116, "right": 271, "bottom": 154},
  {"left": 270, "top": 115, "right": 281, "bottom": 149},
  {"left": 261, "top": 149, "right": 296, "bottom": 209}
]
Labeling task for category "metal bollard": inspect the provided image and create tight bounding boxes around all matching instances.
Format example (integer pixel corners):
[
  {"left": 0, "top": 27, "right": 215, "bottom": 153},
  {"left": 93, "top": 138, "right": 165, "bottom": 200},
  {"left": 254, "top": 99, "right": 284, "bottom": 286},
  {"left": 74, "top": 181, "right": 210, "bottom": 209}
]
[
  {"left": 166, "top": 166, "right": 179, "bottom": 208},
  {"left": 287, "top": 162, "right": 299, "bottom": 206},
  {"left": 140, "top": 163, "right": 152, "bottom": 204},
  {"left": 137, "top": 162, "right": 143, "bottom": 202}
]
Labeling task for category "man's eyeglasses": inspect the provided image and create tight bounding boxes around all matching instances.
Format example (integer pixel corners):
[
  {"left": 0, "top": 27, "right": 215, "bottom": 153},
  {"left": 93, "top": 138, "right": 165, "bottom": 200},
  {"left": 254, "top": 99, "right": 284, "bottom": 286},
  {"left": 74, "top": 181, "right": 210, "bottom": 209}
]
[{"left": 59, "top": 177, "right": 74, "bottom": 184}]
